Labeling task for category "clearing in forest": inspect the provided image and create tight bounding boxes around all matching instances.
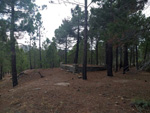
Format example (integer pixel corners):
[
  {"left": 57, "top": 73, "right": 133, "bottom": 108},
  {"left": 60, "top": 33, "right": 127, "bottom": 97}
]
[{"left": 0, "top": 68, "right": 150, "bottom": 113}]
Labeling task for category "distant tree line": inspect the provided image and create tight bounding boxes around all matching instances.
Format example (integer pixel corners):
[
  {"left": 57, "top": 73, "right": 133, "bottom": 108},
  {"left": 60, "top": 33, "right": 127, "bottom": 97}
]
[{"left": 0, "top": 0, "right": 150, "bottom": 86}]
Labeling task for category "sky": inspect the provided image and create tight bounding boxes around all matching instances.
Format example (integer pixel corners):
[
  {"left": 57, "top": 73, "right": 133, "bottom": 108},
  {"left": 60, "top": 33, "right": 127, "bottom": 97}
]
[
  {"left": 18, "top": 0, "right": 150, "bottom": 46},
  {"left": 18, "top": 0, "right": 93, "bottom": 45}
]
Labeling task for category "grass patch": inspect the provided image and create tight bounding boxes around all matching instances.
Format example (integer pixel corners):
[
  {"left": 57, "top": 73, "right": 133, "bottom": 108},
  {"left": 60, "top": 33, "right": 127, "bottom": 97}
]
[{"left": 131, "top": 98, "right": 150, "bottom": 112}]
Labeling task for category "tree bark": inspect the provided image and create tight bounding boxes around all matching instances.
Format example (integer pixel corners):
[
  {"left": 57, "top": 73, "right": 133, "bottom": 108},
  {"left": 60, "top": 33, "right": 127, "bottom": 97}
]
[
  {"left": 115, "top": 46, "right": 118, "bottom": 72},
  {"left": 29, "top": 36, "right": 32, "bottom": 69},
  {"left": 33, "top": 41, "right": 36, "bottom": 69},
  {"left": 90, "top": 39, "right": 93, "bottom": 64},
  {"left": 135, "top": 44, "right": 139, "bottom": 70},
  {"left": 123, "top": 44, "right": 129, "bottom": 74},
  {"left": 39, "top": 27, "right": 42, "bottom": 68},
  {"left": 74, "top": 17, "right": 80, "bottom": 64},
  {"left": 96, "top": 39, "right": 99, "bottom": 65},
  {"left": 10, "top": 0, "right": 18, "bottom": 87},
  {"left": 144, "top": 42, "right": 148, "bottom": 61},
  {"left": 0, "top": 65, "right": 2, "bottom": 80},
  {"left": 119, "top": 47, "right": 123, "bottom": 69},
  {"left": 82, "top": 0, "right": 87, "bottom": 80},
  {"left": 65, "top": 37, "right": 67, "bottom": 64},
  {"left": 106, "top": 42, "right": 113, "bottom": 76},
  {"left": 129, "top": 47, "right": 133, "bottom": 67},
  {"left": 132, "top": 46, "right": 135, "bottom": 66}
]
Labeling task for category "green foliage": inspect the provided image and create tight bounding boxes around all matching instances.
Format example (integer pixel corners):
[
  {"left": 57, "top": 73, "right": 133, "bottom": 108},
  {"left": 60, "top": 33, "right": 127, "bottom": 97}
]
[
  {"left": 131, "top": 98, "right": 150, "bottom": 112},
  {"left": 16, "top": 47, "right": 29, "bottom": 73}
]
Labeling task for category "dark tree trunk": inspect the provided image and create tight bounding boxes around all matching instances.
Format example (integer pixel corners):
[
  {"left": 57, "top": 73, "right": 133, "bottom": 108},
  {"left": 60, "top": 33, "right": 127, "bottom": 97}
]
[
  {"left": 106, "top": 42, "right": 113, "bottom": 76},
  {"left": 0, "top": 65, "right": 2, "bottom": 80},
  {"left": 135, "top": 44, "right": 139, "bottom": 70},
  {"left": 10, "top": 0, "right": 18, "bottom": 87},
  {"left": 119, "top": 47, "right": 123, "bottom": 69},
  {"left": 132, "top": 46, "right": 135, "bottom": 66},
  {"left": 74, "top": 18, "right": 80, "bottom": 64},
  {"left": 90, "top": 39, "right": 93, "bottom": 64},
  {"left": 115, "top": 46, "right": 118, "bottom": 72},
  {"left": 29, "top": 36, "right": 32, "bottom": 69},
  {"left": 82, "top": 0, "right": 87, "bottom": 80},
  {"left": 65, "top": 37, "right": 67, "bottom": 64},
  {"left": 129, "top": 47, "right": 133, "bottom": 67},
  {"left": 39, "top": 27, "right": 42, "bottom": 68},
  {"left": 123, "top": 44, "right": 129, "bottom": 74},
  {"left": 144, "top": 42, "right": 148, "bottom": 61},
  {"left": 33, "top": 41, "right": 36, "bottom": 69},
  {"left": 96, "top": 39, "right": 99, "bottom": 65}
]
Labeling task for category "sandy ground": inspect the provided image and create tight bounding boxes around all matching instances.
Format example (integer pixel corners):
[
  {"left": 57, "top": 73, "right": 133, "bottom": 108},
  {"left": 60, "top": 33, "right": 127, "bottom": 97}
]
[{"left": 0, "top": 68, "right": 150, "bottom": 113}]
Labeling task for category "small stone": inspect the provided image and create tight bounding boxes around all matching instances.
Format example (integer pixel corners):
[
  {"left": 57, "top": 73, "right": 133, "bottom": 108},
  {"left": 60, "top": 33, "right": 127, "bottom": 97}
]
[
  {"left": 115, "top": 102, "right": 119, "bottom": 105},
  {"left": 34, "top": 88, "right": 41, "bottom": 90},
  {"left": 77, "top": 89, "right": 80, "bottom": 91},
  {"left": 121, "top": 97, "right": 124, "bottom": 100},
  {"left": 78, "top": 76, "right": 82, "bottom": 79}
]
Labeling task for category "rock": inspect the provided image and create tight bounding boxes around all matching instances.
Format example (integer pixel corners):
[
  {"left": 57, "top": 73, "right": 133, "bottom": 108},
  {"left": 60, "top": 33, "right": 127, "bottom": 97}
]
[
  {"left": 115, "top": 102, "right": 119, "bottom": 105},
  {"left": 78, "top": 76, "right": 82, "bottom": 79},
  {"left": 8, "top": 89, "right": 14, "bottom": 92},
  {"left": 54, "top": 82, "right": 70, "bottom": 86},
  {"left": 34, "top": 88, "right": 41, "bottom": 90},
  {"left": 77, "top": 89, "right": 80, "bottom": 92}
]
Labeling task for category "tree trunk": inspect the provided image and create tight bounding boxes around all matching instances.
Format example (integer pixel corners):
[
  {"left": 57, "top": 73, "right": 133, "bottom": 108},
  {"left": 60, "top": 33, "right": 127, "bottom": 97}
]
[
  {"left": 96, "top": 39, "right": 99, "bottom": 65},
  {"left": 136, "top": 44, "right": 139, "bottom": 70},
  {"left": 106, "top": 42, "right": 113, "bottom": 76},
  {"left": 10, "top": 0, "right": 18, "bottom": 87},
  {"left": 144, "top": 42, "right": 148, "bottom": 61},
  {"left": 119, "top": 47, "right": 123, "bottom": 69},
  {"left": 33, "top": 41, "right": 36, "bottom": 69},
  {"left": 82, "top": 0, "right": 87, "bottom": 80},
  {"left": 90, "top": 39, "right": 93, "bottom": 64},
  {"left": 74, "top": 18, "right": 80, "bottom": 64},
  {"left": 123, "top": 44, "right": 129, "bottom": 74},
  {"left": 0, "top": 65, "right": 2, "bottom": 80},
  {"left": 132, "top": 46, "right": 135, "bottom": 66},
  {"left": 115, "top": 46, "right": 118, "bottom": 72},
  {"left": 129, "top": 47, "right": 133, "bottom": 67},
  {"left": 29, "top": 36, "right": 32, "bottom": 69},
  {"left": 39, "top": 27, "right": 42, "bottom": 68},
  {"left": 65, "top": 37, "right": 67, "bottom": 64}
]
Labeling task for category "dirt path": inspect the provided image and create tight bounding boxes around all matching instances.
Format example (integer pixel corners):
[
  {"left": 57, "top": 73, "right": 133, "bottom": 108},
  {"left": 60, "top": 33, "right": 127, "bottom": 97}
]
[{"left": 0, "top": 68, "right": 150, "bottom": 113}]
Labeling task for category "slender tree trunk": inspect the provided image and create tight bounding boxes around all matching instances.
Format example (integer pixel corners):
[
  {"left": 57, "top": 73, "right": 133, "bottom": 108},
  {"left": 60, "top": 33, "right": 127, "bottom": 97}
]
[
  {"left": 96, "top": 39, "right": 99, "bottom": 65},
  {"left": 144, "top": 42, "right": 148, "bottom": 61},
  {"left": 115, "top": 46, "right": 118, "bottom": 72},
  {"left": 106, "top": 42, "right": 113, "bottom": 76},
  {"left": 33, "top": 41, "right": 36, "bottom": 69},
  {"left": 39, "top": 27, "right": 42, "bottom": 68},
  {"left": 119, "top": 47, "right": 123, "bottom": 69},
  {"left": 133, "top": 46, "right": 135, "bottom": 66},
  {"left": 65, "top": 37, "right": 67, "bottom": 64},
  {"left": 10, "top": 0, "right": 18, "bottom": 87},
  {"left": 123, "top": 44, "right": 129, "bottom": 74},
  {"left": 0, "top": 65, "right": 2, "bottom": 80},
  {"left": 82, "top": 0, "right": 87, "bottom": 80},
  {"left": 74, "top": 18, "right": 80, "bottom": 64},
  {"left": 29, "top": 36, "right": 32, "bottom": 69},
  {"left": 90, "top": 39, "right": 93, "bottom": 64},
  {"left": 129, "top": 47, "right": 133, "bottom": 67},
  {"left": 135, "top": 44, "right": 139, "bottom": 70}
]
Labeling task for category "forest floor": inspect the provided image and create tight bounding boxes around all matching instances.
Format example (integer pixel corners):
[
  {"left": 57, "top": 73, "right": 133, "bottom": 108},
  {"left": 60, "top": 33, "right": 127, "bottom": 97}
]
[{"left": 0, "top": 68, "right": 150, "bottom": 113}]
